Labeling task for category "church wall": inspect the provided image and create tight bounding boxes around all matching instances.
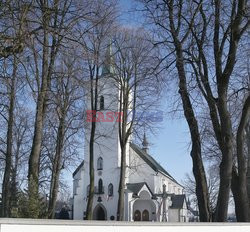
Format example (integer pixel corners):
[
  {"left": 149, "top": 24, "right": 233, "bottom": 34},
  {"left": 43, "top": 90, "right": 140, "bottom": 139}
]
[
  {"left": 180, "top": 200, "right": 189, "bottom": 222},
  {"left": 168, "top": 209, "right": 179, "bottom": 222},
  {"left": 154, "top": 173, "right": 173, "bottom": 194},
  {"left": 128, "top": 148, "right": 155, "bottom": 190},
  {"left": 124, "top": 192, "right": 134, "bottom": 221},
  {"left": 81, "top": 130, "right": 121, "bottom": 220},
  {"left": 179, "top": 208, "right": 188, "bottom": 222},
  {"left": 73, "top": 166, "right": 85, "bottom": 220}
]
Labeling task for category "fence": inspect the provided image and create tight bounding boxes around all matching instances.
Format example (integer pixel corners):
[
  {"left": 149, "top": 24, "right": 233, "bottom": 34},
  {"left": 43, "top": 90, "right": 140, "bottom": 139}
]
[{"left": 0, "top": 218, "right": 249, "bottom": 232}]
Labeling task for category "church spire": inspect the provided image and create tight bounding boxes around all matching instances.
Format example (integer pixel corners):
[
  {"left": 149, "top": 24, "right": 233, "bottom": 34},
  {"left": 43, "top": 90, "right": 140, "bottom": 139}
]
[
  {"left": 142, "top": 132, "right": 149, "bottom": 153},
  {"left": 101, "top": 41, "right": 114, "bottom": 76}
]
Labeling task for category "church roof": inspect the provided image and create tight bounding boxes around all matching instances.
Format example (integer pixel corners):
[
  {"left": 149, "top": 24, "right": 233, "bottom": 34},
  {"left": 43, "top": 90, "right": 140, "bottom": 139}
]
[
  {"left": 126, "top": 182, "right": 154, "bottom": 196},
  {"left": 170, "top": 194, "right": 186, "bottom": 209},
  {"left": 130, "top": 143, "right": 181, "bottom": 186},
  {"left": 72, "top": 160, "right": 84, "bottom": 177}
]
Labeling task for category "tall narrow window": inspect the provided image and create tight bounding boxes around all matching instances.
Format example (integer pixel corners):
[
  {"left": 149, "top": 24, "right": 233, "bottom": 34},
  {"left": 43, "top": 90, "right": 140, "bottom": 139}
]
[
  {"left": 98, "top": 179, "right": 103, "bottom": 194},
  {"left": 108, "top": 183, "right": 113, "bottom": 197},
  {"left": 97, "top": 157, "right": 103, "bottom": 170},
  {"left": 100, "top": 96, "right": 104, "bottom": 110}
]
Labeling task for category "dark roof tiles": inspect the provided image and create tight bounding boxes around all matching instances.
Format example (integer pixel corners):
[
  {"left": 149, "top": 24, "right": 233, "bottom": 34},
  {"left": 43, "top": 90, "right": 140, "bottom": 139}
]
[
  {"left": 126, "top": 182, "right": 154, "bottom": 196},
  {"left": 170, "top": 194, "right": 186, "bottom": 209},
  {"left": 72, "top": 161, "right": 84, "bottom": 177}
]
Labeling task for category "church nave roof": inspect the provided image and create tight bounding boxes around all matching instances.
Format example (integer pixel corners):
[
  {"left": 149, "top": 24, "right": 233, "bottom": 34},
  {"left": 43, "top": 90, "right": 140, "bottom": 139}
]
[{"left": 130, "top": 143, "right": 181, "bottom": 186}]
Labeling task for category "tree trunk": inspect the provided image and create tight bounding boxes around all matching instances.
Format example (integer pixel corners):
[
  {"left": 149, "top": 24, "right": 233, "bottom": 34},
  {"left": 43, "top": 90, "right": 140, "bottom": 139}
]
[
  {"left": 1, "top": 57, "right": 17, "bottom": 217},
  {"left": 116, "top": 82, "right": 130, "bottom": 221},
  {"left": 232, "top": 167, "right": 249, "bottom": 221},
  {"left": 176, "top": 50, "right": 211, "bottom": 222},
  {"left": 48, "top": 116, "right": 65, "bottom": 219},
  {"left": 9, "top": 139, "right": 20, "bottom": 216},
  {"left": 214, "top": 90, "right": 233, "bottom": 221},
  {"left": 166, "top": 0, "right": 211, "bottom": 221},
  {"left": 246, "top": 123, "right": 250, "bottom": 212},
  {"left": 213, "top": 0, "right": 247, "bottom": 221},
  {"left": 86, "top": 119, "right": 96, "bottom": 220},
  {"left": 117, "top": 145, "right": 126, "bottom": 221},
  {"left": 86, "top": 68, "right": 99, "bottom": 220},
  {"left": 231, "top": 96, "right": 250, "bottom": 221},
  {"left": 168, "top": 8, "right": 211, "bottom": 220},
  {"left": 28, "top": 19, "right": 49, "bottom": 218}
]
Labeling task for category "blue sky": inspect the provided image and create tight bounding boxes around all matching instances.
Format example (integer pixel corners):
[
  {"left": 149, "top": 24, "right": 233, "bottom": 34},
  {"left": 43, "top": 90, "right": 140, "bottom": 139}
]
[
  {"left": 149, "top": 116, "right": 192, "bottom": 183},
  {"left": 118, "top": 0, "right": 193, "bottom": 183}
]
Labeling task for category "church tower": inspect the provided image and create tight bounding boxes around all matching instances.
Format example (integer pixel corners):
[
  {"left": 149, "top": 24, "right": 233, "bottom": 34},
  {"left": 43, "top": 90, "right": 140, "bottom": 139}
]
[{"left": 76, "top": 44, "right": 127, "bottom": 221}]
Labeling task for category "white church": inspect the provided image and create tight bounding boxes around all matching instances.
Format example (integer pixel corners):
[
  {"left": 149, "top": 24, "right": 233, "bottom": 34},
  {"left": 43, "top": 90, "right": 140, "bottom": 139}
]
[{"left": 72, "top": 47, "right": 191, "bottom": 222}]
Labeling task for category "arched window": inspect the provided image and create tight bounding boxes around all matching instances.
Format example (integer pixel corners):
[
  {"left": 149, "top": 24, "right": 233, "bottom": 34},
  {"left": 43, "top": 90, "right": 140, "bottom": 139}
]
[
  {"left": 98, "top": 179, "right": 103, "bottom": 194},
  {"left": 108, "top": 183, "right": 113, "bottom": 197},
  {"left": 97, "top": 157, "right": 103, "bottom": 170},
  {"left": 100, "top": 96, "right": 104, "bottom": 110}
]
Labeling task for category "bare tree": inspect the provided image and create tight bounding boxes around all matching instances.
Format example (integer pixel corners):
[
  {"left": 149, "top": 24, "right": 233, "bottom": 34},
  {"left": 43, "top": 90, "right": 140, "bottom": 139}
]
[
  {"left": 26, "top": 0, "right": 78, "bottom": 217},
  {"left": 9, "top": 105, "right": 33, "bottom": 217},
  {"left": 112, "top": 28, "right": 162, "bottom": 221},
  {"left": 246, "top": 122, "right": 250, "bottom": 204},
  {"left": 0, "top": 0, "right": 32, "bottom": 217},
  {"left": 47, "top": 52, "right": 84, "bottom": 219},
  {"left": 74, "top": 0, "right": 118, "bottom": 219},
  {"left": 139, "top": 0, "right": 211, "bottom": 221},
  {"left": 139, "top": 0, "right": 248, "bottom": 221},
  {"left": 231, "top": 95, "right": 250, "bottom": 221},
  {"left": 183, "top": 0, "right": 249, "bottom": 221},
  {"left": 1, "top": 56, "right": 17, "bottom": 217}
]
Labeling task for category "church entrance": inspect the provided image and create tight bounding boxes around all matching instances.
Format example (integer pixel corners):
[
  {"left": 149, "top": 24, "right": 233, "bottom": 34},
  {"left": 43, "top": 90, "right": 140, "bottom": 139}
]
[
  {"left": 142, "top": 209, "right": 149, "bottom": 221},
  {"left": 93, "top": 204, "right": 107, "bottom": 220},
  {"left": 132, "top": 190, "right": 157, "bottom": 221},
  {"left": 134, "top": 210, "right": 141, "bottom": 221}
]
